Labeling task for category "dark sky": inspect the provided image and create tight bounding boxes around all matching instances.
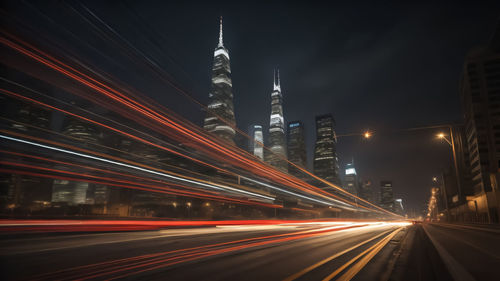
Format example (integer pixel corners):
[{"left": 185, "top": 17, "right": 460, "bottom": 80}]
[{"left": 3, "top": 0, "right": 500, "bottom": 214}]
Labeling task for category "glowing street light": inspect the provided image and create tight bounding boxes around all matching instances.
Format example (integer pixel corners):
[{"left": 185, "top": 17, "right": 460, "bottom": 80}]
[
  {"left": 436, "top": 132, "right": 452, "bottom": 146},
  {"left": 363, "top": 131, "right": 372, "bottom": 139}
]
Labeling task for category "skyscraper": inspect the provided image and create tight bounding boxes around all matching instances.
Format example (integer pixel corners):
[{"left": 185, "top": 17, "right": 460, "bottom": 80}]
[
  {"left": 266, "top": 69, "right": 287, "bottom": 171},
  {"left": 380, "top": 181, "right": 395, "bottom": 212},
  {"left": 359, "top": 180, "right": 373, "bottom": 203},
  {"left": 248, "top": 125, "right": 264, "bottom": 160},
  {"left": 287, "top": 121, "right": 307, "bottom": 179},
  {"left": 343, "top": 162, "right": 358, "bottom": 195},
  {"left": 52, "top": 115, "right": 103, "bottom": 206},
  {"left": 203, "top": 17, "right": 236, "bottom": 144},
  {"left": 313, "top": 114, "right": 340, "bottom": 188}
]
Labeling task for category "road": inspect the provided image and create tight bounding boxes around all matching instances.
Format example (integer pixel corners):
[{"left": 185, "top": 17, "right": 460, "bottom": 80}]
[
  {"left": 0, "top": 221, "right": 408, "bottom": 281},
  {"left": 421, "top": 223, "right": 500, "bottom": 281}
]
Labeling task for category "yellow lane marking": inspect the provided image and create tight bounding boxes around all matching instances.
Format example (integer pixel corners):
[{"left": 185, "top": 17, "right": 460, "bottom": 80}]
[
  {"left": 282, "top": 229, "right": 394, "bottom": 281},
  {"left": 323, "top": 227, "right": 403, "bottom": 281}
]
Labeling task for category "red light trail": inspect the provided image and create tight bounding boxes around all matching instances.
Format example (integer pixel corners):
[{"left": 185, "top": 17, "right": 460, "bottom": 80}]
[
  {"left": 25, "top": 222, "right": 371, "bottom": 280},
  {"left": 0, "top": 31, "right": 401, "bottom": 217}
]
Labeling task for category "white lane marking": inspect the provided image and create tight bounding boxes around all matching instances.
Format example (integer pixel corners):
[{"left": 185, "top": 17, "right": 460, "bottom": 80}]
[{"left": 422, "top": 224, "right": 476, "bottom": 281}]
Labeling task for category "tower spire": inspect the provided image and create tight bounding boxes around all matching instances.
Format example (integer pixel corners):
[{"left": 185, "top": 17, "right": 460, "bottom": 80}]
[
  {"left": 277, "top": 68, "right": 280, "bottom": 87},
  {"left": 273, "top": 69, "right": 276, "bottom": 86},
  {"left": 218, "top": 16, "right": 223, "bottom": 47},
  {"left": 273, "top": 68, "right": 281, "bottom": 92}
]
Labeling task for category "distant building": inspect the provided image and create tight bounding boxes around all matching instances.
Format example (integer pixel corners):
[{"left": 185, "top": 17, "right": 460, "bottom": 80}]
[
  {"left": 52, "top": 180, "right": 88, "bottom": 205},
  {"left": 458, "top": 22, "right": 500, "bottom": 223},
  {"left": 2, "top": 99, "right": 53, "bottom": 210},
  {"left": 394, "top": 198, "right": 404, "bottom": 216},
  {"left": 51, "top": 115, "right": 105, "bottom": 206},
  {"left": 62, "top": 116, "right": 101, "bottom": 144},
  {"left": 93, "top": 184, "right": 110, "bottom": 205},
  {"left": 359, "top": 180, "right": 373, "bottom": 203},
  {"left": 117, "top": 137, "right": 168, "bottom": 216},
  {"left": 287, "top": 121, "right": 307, "bottom": 179},
  {"left": 313, "top": 114, "right": 341, "bottom": 189},
  {"left": 248, "top": 125, "right": 264, "bottom": 160},
  {"left": 266, "top": 69, "right": 287, "bottom": 171},
  {"left": 11, "top": 103, "right": 51, "bottom": 132},
  {"left": 203, "top": 17, "right": 236, "bottom": 144},
  {"left": 343, "top": 162, "right": 358, "bottom": 195},
  {"left": 380, "top": 181, "right": 395, "bottom": 212}
]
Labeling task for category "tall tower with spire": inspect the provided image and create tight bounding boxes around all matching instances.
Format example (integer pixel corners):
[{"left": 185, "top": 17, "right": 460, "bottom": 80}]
[
  {"left": 266, "top": 69, "right": 287, "bottom": 171},
  {"left": 203, "top": 17, "right": 236, "bottom": 144}
]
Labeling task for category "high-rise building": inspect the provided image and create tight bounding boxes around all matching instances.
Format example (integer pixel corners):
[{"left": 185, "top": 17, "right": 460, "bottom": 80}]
[
  {"left": 248, "top": 125, "right": 264, "bottom": 160},
  {"left": 203, "top": 17, "right": 236, "bottom": 144},
  {"left": 266, "top": 69, "right": 287, "bottom": 171},
  {"left": 343, "top": 162, "right": 358, "bottom": 195},
  {"left": 313, "top": 114, "right": 340, "bottom": 188},
  {"left": 459, "top": 23, "right": 500, "bottom": 223},
  {"left": 51, "top": 180, "right": 88, "bottom": 205},
  {"left": 51, "top": 116, "right": 104, "bottom": 206},
  {"left": 380, "top": 181, "right": 395, "bottom": 212},
  {"left": 287, "top": 121, "right": 307, "bottom": 179},
  {"left": 359, "top": 180, "right": 373, "bottom": 203},
  {"left": 2, "top": 98, "right": 53, "bottom": 210}
]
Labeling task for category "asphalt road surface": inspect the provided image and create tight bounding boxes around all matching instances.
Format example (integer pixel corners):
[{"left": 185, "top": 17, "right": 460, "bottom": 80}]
[
  {"left": 0, "top": 221, "right": 408, "bottom": 280},
  {"left": 422, "top": 223, "right": 500, "bottom": 281}
]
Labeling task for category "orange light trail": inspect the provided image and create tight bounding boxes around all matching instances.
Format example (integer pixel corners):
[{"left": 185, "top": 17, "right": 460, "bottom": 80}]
[
  {"left": 0, "top": 32, "right": 401, "bottom": 216},
  {"left": 0, "top": 88, "right": 350, "bottom": 207},
  {"left": 0, "top": 35, "right": 358, "bottom": 205},
  {"left": 0, "top": 168, "right": 281, "bottom": 210},
  {"left": 26, "top": 222, "right": 369, "bottom": 280}
]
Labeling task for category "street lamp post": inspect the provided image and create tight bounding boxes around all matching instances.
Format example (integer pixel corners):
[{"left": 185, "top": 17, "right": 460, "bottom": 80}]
[{"left": 437, "top": 125, "right": 462, "bottom": 220}]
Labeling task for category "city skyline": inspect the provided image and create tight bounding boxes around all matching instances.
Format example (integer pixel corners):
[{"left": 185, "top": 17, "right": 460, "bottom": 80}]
[
  {"left": 2, "top": 1, "right": 497, "bottom": 212},
  {"left": 1, "top": 2, "right": 500, "bottom": 280}
]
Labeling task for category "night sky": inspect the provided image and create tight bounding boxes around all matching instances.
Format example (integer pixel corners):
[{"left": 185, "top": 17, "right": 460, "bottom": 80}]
[{"left": 3, "top": 0, "right": 500, "bottom": 214}]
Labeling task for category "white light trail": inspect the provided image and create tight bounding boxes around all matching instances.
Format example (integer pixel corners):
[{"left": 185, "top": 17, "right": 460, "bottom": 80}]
[
  {"left": 0, "top": 134, "right": 274, "bottom": 201},
  {"left": 241, "top": 176, "right": 357, "bottom": 209}
]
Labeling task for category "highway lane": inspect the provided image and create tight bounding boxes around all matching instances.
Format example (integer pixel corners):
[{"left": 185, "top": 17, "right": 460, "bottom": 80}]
[{"left": 0, "top": 221, "right": 408, "bottom": 280}]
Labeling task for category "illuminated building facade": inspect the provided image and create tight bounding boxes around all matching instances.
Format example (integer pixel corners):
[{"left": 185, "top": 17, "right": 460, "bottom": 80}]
[
  {"left": 51, "top": 180, "right": 89, "bottom": 205},
  {"left": 343, "top": 162, "right": 358, "bottom": 195},
  {"left": 203, "top": 17, "right": 236, "bottom": 144},
  {"left": 266, "top": 69, "right": 287, "bottom": 171},
  {"left": 248, "top": 125, "right": 264, "bottom": 160},
  {"left": 287, "top": 121, "right": 307, "bottom": 179},
  {"left": 380, "top": 181, "right": 395, "bottom": 212},
  {"left": 359, "top": 180, "right": 373, "bottom": 203},
  {"left": 313, "top": 114, "right": 340, "bottom": 188}
]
